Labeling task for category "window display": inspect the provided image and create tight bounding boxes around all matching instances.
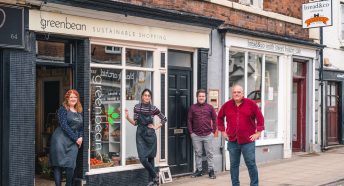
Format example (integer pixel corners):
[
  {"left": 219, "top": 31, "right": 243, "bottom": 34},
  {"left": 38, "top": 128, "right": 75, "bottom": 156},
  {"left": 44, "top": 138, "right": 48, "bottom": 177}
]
[{"left": 90, "top": 67, "right": 122, "bottom": 169}]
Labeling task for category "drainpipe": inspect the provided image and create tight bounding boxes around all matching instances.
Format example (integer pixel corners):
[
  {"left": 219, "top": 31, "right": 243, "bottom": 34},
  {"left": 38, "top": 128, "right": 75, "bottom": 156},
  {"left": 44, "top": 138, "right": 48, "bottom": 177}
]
[
  {"left": 220, "top": 30, "right": 226, "bottom": 171},
  {"left": 320, "top": 27, "right": 325, "bottom": 152}
]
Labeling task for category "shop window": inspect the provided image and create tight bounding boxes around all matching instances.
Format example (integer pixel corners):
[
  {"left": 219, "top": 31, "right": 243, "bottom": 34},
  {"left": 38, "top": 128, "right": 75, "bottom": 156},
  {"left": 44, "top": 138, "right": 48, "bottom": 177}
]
[
  {"left": 90, "top": 43, "right": 158, "bottom": 170},
  {"left": 126, "top": 48, "right": 153, "bottom": 68},
  {"left": 91, "top": 44, "right": 122, "bottom": 65},
  {"left": 36, "top": 41, "right": 66, "bottom": 62},
  {"left": 125, "top": 70, "right": 153, "bottom": 165},
  {"left": 228, "top": 50, "right": 280, "bottom": 140},
  {"left": 264, "top": 55, "right": 279, "bottom": 139},
  {"left": 90, "top": 67, "right": 122, "bottom": 169},
  {"left": 228, "top": 51, "right": 245, "bottom": 98}
]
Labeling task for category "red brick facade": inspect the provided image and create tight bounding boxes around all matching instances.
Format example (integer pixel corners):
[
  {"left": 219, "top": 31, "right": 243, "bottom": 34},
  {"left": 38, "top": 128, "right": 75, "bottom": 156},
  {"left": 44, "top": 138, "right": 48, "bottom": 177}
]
[{"left": 119, "top": 0, "right": 309, "bottom": 40}]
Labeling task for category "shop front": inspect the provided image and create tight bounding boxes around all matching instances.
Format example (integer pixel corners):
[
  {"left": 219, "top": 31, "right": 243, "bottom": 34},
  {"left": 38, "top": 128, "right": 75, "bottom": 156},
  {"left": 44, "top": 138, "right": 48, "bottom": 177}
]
[
  {"left": 323, "top": 70, "right": 344, "bottom": 147},
  {"left": 220, "top": 29, "right": 320, "bottom": 166},
  {"left": 27, "top": 1, "right": 222, "bottom": 185}
]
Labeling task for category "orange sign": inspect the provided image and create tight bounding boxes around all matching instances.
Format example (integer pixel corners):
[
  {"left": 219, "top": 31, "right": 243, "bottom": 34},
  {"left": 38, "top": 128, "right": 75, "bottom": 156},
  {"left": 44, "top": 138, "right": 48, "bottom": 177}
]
[{"left": 305, "top": 16, "right": 329, "bottom": 27}]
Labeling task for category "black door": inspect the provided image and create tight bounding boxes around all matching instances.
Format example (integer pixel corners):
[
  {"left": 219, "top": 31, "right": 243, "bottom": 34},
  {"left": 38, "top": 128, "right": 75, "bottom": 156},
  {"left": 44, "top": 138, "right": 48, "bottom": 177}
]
[{"left": 168, "top": 68, "right": 193, "bottom": 176}]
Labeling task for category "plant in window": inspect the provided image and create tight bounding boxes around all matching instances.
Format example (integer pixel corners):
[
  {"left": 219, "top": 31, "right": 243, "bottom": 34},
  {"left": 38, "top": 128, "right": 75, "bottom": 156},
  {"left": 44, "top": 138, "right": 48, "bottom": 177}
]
[{"left": 107, "top": 105, "right": 120, "bottom": 125}]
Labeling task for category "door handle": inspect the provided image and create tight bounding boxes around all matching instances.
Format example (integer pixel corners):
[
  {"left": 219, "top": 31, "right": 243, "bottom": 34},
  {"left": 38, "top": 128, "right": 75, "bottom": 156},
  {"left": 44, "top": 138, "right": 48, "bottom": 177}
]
[{"left": 175, "top": 90, "right": 180, "bottom": 95}]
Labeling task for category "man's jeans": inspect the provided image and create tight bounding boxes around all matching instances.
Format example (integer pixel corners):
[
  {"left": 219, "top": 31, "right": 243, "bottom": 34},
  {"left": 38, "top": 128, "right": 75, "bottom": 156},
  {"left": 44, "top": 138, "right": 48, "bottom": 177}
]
[
  {"left": 227, "top": 141, "right": 258, "bottom": 186},
  {"left": 191, "top": 133, "right": 214, "bottom": 171}
]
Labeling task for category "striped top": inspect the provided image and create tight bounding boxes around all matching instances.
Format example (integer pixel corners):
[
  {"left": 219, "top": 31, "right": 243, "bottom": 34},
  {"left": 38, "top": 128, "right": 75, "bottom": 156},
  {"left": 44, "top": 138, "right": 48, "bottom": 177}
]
[{"left": 133, "top": 103, "right": 167, "bottom": 125}]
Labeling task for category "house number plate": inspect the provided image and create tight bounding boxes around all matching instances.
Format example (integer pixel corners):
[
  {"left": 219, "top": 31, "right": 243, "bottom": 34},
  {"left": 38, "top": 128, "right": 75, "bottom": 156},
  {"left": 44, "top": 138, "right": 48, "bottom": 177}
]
[{"left": 174, "top": 129, "right": 183, "bottom": 134}]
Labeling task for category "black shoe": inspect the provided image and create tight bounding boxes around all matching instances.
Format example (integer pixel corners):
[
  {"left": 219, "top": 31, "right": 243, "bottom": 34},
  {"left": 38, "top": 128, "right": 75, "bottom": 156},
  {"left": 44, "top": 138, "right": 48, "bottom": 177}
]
[
  {"left": 191, "top": 169, "right": 203, "bottom": 178},
  {"left": 208, "top": 169, "right": 216, "bottom": 179},
  {"left": 154, "top": 173, "right": 160, "bottom": 186}
]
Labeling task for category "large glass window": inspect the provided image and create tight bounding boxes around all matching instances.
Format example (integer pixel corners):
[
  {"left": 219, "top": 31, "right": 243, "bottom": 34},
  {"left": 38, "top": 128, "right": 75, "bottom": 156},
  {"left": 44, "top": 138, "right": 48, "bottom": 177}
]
[
  {"left": 89, "top": 44, "right": 155, "bottom": 169},
  {"left": 229, "top": 50, "right": 279, "bottom": 140}
]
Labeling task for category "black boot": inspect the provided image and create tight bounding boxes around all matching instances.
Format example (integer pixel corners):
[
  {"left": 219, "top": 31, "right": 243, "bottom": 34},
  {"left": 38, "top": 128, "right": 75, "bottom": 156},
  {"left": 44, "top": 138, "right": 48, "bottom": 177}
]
[
  {"left": 208, "top": 169, "right": 216, "bottom": 179},
  {"left": 191, "top": 169, "right": 203, "bottom": 178},
  {"left": 154, "top": 173, "right": 160, "bottom": 186}
]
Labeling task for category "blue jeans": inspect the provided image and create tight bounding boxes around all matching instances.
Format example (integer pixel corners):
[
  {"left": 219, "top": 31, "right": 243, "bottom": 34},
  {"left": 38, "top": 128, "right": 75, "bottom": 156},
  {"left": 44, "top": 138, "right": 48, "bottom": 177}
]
[{"left": 227, "top": 141, "right": 258, "bottom": 186}]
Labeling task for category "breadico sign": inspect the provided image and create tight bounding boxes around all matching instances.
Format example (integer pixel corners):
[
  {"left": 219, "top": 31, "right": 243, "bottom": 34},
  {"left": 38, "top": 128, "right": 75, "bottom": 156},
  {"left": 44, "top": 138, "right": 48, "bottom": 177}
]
[{"left": 302, "top": 0, "right": 332, "bottom": 28}]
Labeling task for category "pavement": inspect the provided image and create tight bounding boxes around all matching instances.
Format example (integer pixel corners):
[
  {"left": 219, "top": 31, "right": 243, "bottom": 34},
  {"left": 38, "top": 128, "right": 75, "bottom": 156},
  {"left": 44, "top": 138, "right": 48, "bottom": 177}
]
[{"left": 165, "top": 146, "right": 344, "bottom": 186}]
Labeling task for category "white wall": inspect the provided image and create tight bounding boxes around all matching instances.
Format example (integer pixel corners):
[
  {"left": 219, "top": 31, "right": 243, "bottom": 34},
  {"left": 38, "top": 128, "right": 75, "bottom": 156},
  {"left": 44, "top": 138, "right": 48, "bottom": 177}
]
[{"left": 323, "top": 0, "right": 344, "bottom": 69}]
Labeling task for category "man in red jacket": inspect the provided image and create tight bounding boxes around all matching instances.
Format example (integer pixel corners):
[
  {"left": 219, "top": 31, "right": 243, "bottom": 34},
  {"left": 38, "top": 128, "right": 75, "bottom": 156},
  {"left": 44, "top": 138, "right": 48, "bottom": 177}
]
[{"left": 217, "top": 85, "right": 264, "bottom": 186}]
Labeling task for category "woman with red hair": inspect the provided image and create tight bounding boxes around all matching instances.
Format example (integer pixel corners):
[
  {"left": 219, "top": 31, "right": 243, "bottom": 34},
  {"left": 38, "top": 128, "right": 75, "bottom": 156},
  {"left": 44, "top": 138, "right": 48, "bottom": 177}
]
[{"left": 50, "top": 89, "right": 83, "bottom": 186}]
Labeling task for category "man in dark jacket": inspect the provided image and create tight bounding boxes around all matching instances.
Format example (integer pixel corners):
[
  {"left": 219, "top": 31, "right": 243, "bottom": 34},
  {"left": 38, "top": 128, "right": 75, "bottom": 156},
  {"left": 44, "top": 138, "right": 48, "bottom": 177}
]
[
  {"left": 188, "top": 89, "right": 217, "bottom": 179},
  {"left": 217, "top": 85, "right": 264, "bottom": 186}
]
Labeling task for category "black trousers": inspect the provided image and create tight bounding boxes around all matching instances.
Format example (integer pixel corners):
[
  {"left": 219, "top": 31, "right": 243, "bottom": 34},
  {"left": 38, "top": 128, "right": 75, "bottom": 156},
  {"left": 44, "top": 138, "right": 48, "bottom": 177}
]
[
  {"left": 139, "top": 157, "right": 156, "bottom": 182},
  {"left": 53, "top": 166, "right": 74, "bottom": 186}
]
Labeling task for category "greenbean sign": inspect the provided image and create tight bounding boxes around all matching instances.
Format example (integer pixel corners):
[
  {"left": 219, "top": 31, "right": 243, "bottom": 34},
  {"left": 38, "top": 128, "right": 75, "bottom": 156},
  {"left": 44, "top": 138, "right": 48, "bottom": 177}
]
[{"left": 0, "top": 5, "right": 24, "bottom": 48}]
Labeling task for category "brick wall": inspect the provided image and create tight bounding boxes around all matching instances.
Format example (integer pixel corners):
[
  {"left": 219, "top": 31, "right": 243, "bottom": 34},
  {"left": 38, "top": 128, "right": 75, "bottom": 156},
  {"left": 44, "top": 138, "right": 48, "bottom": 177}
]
[
  {"left": 117, "top": 0, "right": 309, "bottom": 40},
  {"left": 264, "top": 0, "right": 309, "bottom": 18}
]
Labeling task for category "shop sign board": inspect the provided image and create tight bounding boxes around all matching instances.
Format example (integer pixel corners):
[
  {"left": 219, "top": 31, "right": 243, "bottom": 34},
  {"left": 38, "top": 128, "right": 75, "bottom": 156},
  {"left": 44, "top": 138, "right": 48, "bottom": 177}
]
[
  {"left": 0, "top": 5, "right": 24, "bottom": 48},
  {"left": 302, "top": 0, "right": 333, "bottom": 28}
]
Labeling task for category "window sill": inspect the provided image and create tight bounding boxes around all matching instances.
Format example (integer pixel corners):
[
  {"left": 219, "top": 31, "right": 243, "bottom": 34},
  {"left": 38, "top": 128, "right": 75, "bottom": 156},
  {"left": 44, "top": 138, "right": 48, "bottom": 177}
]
[
  {"left": 86, "top": 162, "right": 169, "bottom": 175},
  {"left": 256, "top": 138, "right": 284, "bottom": 146}
]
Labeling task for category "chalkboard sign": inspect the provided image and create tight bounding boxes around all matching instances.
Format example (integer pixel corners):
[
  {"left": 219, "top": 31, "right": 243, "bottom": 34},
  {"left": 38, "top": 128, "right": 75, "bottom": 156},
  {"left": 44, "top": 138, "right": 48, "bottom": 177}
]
[{"left": 0, "top": 5, "right": 24, "bottom": 48}]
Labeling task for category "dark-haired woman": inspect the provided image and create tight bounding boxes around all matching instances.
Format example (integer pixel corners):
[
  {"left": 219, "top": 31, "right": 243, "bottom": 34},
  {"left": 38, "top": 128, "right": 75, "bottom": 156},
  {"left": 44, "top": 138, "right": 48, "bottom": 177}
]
[
  {"left": 125, "top": 89, "right": 167, "bottom": 186},
  {"left": 50, "top": 89, "right": 83, "bottom": 186}
]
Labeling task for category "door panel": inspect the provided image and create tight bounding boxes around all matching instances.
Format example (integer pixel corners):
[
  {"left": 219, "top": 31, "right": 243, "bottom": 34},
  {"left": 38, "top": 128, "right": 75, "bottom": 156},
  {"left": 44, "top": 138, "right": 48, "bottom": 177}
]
[
  {"left": 168, "top": 69, "right": 193, "bottom": 175},
  {"left": 326, "top": 82, "right": 339, "bottom": 145},
  {"left": 292, "top": 61, "right": 307, "bottom": 152}
]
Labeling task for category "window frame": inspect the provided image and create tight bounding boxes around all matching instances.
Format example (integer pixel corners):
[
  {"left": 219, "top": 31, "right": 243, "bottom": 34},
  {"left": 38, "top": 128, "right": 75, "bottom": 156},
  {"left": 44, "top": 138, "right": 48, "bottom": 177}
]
[
  {"left": 226, "top": 47, "right": 283, "bottom": 145},
  {"left": 88, "top": 41, "right": 166, "bottom": 174}
]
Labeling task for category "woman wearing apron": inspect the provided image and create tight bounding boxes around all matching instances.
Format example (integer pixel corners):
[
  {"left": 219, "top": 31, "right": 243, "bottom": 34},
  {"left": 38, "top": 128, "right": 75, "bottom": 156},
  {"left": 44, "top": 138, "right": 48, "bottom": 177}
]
[
  {"left": 125, "top": 89, "right": 167, "bottom": 186},
  {"left": 50, "top": 89, "right": 83, "bottom": 186}
]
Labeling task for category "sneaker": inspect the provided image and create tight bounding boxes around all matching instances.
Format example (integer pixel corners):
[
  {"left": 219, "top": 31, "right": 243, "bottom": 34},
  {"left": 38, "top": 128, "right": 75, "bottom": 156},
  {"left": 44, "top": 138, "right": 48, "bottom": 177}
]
[
  {"left": 208, "top": 169, "right": 216, "bottom": 179},
  {"left": 191, "top": 169, "right": 203, "bottom": 178}
]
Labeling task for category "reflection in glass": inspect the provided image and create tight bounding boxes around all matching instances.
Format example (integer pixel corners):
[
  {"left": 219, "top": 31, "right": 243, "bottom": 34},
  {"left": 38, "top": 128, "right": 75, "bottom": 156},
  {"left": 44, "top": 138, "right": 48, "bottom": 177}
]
[
  {"left": 292, "top": 62, "right": 304, "bottom": 76},
  {"left": 247, "top": 52, "right": 263, "bottom": 109},
  {"left": 125, "top": 70, "right": 152, "bottom": 165},
  {"left": 91, "top": 44, "right": 122, "bottom": 65},
  {"left": 126, "top": 48, "right": 153, "bottom": 68},
  {"left": 36, "top": 41, "right": 65, "bottom": 62},
  {"left": 264, "top": 55, "right": 279, "bottom": 139},
  {"left": 90, "top": 67, "right": 122, "bottom": 168},
  {"left": 228, "top": 51, "right": 245, "bottom": 99}
]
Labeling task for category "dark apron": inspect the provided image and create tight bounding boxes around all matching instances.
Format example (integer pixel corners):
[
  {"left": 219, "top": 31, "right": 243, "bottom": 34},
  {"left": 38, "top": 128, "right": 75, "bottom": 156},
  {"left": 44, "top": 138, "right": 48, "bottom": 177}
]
[{"left": 136, "top": 113, "right": 157, "bottom": 158}]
